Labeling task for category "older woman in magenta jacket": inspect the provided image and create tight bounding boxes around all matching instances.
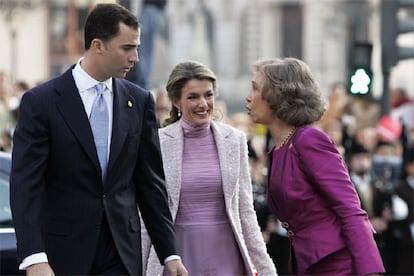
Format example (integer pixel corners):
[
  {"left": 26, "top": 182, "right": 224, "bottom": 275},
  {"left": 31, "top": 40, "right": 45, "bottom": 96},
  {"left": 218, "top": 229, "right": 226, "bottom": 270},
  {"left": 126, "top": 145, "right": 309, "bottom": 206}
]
[{"left": 246, "top": 57, "right": 385, "bottom": 276}]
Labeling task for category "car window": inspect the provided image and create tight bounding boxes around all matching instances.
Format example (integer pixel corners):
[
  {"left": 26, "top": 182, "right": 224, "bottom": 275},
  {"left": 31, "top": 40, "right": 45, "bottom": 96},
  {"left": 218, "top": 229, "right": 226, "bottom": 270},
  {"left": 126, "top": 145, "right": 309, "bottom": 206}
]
[{"left": 0, "top": 171, "right": 12, "bottom": 227}]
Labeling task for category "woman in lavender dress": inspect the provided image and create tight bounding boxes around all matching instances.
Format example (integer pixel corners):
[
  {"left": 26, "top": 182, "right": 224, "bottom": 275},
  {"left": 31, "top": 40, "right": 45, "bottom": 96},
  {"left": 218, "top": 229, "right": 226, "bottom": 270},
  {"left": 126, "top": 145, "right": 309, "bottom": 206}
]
[{"left": 142, "top": 60, "right": 277, "bottom": 276}]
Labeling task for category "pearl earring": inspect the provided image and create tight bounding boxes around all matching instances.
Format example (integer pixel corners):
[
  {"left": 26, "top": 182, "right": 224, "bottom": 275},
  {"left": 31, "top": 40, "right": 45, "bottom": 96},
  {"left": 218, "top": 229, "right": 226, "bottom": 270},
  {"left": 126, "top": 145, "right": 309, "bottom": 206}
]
[{"left": 177, "top": 107, "right": 181, "bottom": 117}]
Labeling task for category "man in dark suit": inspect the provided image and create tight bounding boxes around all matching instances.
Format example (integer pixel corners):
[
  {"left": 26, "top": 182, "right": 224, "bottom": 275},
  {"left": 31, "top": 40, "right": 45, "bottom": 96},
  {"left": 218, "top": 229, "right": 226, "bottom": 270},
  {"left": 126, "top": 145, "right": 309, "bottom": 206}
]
[
  {"left": 346, "top": 141, "right": 397, "bottom": 273},
  {"left": 392, "top": 147, "right": 414, "bottom": 275},
  {"left": 10, "top": 3, "right": 187, "bottom": 276}
]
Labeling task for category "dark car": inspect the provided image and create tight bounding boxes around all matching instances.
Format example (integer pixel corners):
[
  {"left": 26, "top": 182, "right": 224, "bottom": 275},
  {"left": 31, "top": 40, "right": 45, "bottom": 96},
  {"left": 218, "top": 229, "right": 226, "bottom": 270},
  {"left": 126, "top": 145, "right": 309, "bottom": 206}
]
[{"left": 0, "top": 151, "right": 22, "bottom": 275}]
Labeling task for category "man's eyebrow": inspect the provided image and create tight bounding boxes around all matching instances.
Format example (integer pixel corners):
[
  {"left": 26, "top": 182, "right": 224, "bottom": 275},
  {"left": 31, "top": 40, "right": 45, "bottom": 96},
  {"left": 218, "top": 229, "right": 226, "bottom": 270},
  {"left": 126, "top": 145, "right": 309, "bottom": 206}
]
[{"left": 122, "top": 43, "right": 139, "bottom": 48}]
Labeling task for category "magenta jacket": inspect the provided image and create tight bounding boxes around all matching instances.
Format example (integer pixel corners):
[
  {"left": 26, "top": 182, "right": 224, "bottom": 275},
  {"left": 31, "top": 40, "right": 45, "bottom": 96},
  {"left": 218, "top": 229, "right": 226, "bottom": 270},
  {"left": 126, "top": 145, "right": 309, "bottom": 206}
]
[{"left": 267, "top": 125, "right": 385, "bottom": 275}]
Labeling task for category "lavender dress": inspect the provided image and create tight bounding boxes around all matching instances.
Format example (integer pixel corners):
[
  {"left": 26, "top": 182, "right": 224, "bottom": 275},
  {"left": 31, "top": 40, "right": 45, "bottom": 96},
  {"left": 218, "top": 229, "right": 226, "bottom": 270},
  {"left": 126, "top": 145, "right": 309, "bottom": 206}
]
[{"left": 163, "top": 119, "right": 246, "bottom": 276}]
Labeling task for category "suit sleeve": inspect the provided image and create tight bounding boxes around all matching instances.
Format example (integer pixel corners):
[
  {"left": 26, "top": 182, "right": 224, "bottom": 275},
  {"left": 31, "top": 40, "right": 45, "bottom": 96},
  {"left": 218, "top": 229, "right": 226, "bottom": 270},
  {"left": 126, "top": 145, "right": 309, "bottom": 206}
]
[
  {"left": 10, "top": 89, "right": 50, "bottom": 262},
  {"left": 134, "top": 93, "right": 178, "bottom": 264},
  {"left": 296, "top": 127, "right": 384, "bottom": 275},
  {"left": 237, "top": 131, "right": 277, "bottom": 276}
]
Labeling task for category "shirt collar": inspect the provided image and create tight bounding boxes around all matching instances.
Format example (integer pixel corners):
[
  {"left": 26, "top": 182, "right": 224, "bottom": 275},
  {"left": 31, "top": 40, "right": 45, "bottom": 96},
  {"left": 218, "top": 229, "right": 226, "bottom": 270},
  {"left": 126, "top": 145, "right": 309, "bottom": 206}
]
[
  {"left": 350, "top": 172, "right": 371, "bottom": 188},
  {"left": 407, "top": 176, "right": 414, "bottom": 190},
  {"left": 72, "top": 57, "right": 113, "bottom": 94}
]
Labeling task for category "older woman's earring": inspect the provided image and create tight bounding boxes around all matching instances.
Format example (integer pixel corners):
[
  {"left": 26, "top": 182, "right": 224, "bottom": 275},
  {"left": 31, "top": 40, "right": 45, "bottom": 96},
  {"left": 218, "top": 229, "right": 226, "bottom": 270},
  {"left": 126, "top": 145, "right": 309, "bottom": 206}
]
[{"left": 177, "top": 108, "right": 181, "bottom": 117}]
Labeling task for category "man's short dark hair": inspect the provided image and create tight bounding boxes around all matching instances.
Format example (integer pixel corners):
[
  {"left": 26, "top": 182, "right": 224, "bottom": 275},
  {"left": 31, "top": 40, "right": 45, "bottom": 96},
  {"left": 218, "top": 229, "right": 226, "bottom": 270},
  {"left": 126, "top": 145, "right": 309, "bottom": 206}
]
[{"left": 84, "top": 3, "right": 139, "bottom": 50}]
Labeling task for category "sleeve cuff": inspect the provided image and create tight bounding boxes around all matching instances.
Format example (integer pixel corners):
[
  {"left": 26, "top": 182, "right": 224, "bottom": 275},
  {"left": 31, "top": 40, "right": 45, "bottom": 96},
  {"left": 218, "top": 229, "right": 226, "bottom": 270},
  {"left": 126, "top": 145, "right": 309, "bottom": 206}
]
[
  {"left": 19, "top": 252, "right": 48, "bottom": 270},
  {"left": 164, "top": 255, "right": 181, "bottom": 265}
]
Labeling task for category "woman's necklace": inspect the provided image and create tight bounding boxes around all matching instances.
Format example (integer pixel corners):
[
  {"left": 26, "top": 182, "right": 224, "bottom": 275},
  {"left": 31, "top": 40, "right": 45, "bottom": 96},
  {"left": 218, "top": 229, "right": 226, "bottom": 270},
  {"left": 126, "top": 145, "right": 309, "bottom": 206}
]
[{"left": 277, "top": 127, "right": 296, "bottom": 149}]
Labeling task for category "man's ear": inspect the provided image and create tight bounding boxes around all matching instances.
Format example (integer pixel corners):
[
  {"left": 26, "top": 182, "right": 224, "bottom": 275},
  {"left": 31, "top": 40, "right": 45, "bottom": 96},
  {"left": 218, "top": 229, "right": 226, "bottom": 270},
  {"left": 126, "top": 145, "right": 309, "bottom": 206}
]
[{"left": 91, "top": 38, "right": 105, "bottom": 53}]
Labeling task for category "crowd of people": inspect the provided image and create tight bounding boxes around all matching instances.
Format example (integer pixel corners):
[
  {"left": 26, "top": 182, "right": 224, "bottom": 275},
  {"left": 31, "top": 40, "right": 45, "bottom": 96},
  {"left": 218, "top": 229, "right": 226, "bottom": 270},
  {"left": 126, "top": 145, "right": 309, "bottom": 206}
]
[
  {"left": 3, "top": 2, "right": 414, "bottom": 276},
  {"left": 0, "top": 71, "right": 26, "bottom": 153}
]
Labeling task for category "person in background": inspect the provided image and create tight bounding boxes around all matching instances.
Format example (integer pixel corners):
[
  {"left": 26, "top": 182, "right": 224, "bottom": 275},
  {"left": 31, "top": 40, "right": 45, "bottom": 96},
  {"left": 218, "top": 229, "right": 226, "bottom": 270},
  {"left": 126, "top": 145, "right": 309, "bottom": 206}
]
[
  {"left": 154, "top": 87, "right": 171, "bottom": 127},
  {"left": 392, "top": 147, "right": 414, "bottom": 275},
  {"left": 321, "top": 119, "right": 346, "bottom": 157},
  {"left": 0, "top": 129, "right": 12, "bottom": 153},
  {"left": 142, "top": 60, "right": 277, "bottom": 276},
  {"left": 346, "top": 142, "right": 397, "bottom": 273},
  {"left": 10, "top": 4, "right": 187, "bottom": 275},
  {"left": 318, "top": 82, "right": 350, "bottom": 131},
  {"left": 246, "top": 57, "right": 385, "bottom": 275},
  {"left": 0, "top": 71, "right": 16, "bottom": 139},
  {"left": 214, "top": 99, "right": 230, "bottom": 123},
  {"left": 126, "top": 0, "right": 168, "bottom": 89},
  {"left": 372, "top": 140, "right": 403, "bottom": 189},
  {"left": 353, "top": 126, "right": 379, "bottom": 153},
  {"left": 390, "top": 87, "right": 412, "bottom": 109},
  {"left": 390, "top": 87, "right": 414, "bottom": 131}
]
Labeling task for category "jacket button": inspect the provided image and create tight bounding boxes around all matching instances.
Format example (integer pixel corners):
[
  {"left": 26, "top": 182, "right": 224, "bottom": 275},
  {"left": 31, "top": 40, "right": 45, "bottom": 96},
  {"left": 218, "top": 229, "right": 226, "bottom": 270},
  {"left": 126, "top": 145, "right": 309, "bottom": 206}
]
[{"left": 281, "top": 222, "right": 289, "bottom": 229}]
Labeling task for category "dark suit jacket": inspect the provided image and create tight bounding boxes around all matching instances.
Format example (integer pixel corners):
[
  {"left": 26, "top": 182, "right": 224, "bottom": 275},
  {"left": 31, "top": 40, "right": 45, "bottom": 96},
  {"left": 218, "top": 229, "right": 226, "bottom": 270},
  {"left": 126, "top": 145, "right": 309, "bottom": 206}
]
[
  {"left": 393, "top": 180, "right": 414, "bottom": 274},
  {"left": 10, "top": 67, "right": 177, "bottom": 275},
  {"left": 352, "top": 178, "right": 397, "bottom": 273}
]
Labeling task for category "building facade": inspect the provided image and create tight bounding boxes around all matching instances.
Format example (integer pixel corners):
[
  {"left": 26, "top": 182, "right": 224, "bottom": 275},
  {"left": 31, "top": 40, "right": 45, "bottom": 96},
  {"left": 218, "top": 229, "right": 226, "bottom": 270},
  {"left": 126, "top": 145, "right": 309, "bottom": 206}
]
[{"left": 0, "top": 0, "right": 412, "bottom": 113}]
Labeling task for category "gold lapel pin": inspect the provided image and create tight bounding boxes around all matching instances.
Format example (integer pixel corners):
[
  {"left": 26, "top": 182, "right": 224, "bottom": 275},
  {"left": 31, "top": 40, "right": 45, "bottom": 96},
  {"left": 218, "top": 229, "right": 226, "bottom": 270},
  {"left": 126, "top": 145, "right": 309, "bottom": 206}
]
[{"left": 127, "top": 100, "right": 133, "bottom": 108}]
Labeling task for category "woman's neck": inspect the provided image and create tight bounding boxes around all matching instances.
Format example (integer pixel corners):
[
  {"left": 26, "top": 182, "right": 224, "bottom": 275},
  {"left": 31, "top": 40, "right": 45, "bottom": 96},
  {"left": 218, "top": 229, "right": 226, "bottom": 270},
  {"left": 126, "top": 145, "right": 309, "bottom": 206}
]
[{"left": 268, "top": 121, "right": 296, "bottom": 149}]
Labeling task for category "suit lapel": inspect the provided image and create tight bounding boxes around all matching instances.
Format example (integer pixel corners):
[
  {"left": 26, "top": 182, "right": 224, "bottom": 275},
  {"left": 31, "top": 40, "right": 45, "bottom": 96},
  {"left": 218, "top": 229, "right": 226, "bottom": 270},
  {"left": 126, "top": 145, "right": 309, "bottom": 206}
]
[
  {"left": 55, "top": 72, "right": 134, "bottom": 175},
  {"left": 55, "top": 68, "right": 99, "bottom": 169},
  {"left": 212, "top": 122, "right": 238, "bottom": 210},
  {"left": 107, "top": 79, "right": 134, "bottom": 171}
]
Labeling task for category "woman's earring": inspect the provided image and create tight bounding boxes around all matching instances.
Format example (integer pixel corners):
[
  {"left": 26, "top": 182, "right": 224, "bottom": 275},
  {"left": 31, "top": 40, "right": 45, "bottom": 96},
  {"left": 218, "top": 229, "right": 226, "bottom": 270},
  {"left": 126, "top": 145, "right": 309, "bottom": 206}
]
[{"left": 177, "top": 107, "right": 181, "bottom": 117}]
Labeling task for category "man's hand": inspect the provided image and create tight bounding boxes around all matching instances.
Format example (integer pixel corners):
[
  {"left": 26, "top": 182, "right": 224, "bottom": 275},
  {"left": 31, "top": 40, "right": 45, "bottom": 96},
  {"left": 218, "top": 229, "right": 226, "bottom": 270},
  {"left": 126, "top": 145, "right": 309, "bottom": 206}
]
[
  {"left": 165, "top": 259, "right": 188, "bottom": 276},
  {"left": 26, "top": 263, "right": 54, "bottom": 276}
]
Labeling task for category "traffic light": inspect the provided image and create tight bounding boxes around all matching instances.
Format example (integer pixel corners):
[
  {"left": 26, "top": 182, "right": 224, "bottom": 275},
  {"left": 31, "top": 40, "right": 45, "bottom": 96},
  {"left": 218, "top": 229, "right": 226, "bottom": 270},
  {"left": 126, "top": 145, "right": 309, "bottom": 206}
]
[
  {"left": 348, "top": 42, "right": 373, "bottom": 96},
  {"left": 381, "top": 0, "right": 414, "bottom": 70},
  {"left": 350, "top": 68, "right": 372, "bottom": 95}
]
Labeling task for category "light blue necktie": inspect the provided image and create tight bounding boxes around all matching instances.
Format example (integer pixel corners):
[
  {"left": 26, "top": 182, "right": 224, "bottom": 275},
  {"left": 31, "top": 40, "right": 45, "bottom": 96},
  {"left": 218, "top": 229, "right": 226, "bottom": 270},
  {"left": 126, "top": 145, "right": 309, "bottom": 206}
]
[{"left": 90, "top": 83, "right": 108, "bottom": 181}]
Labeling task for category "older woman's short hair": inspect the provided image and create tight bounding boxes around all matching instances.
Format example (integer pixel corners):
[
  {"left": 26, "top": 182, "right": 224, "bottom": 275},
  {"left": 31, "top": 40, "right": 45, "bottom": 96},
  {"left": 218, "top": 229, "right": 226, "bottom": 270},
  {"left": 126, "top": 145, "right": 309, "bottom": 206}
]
[{"left": 254, "top": 57, "right": 326, "bottom": 126}]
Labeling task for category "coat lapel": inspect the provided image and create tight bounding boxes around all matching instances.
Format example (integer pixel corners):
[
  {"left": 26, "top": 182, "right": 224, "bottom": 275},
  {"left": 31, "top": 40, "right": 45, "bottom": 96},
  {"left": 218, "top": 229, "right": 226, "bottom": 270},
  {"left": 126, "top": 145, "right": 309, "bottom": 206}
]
[
  {"left": 161, "top": 122, "right": 239, "bottom": 215},
  {"left": 55, "top": 68, "right": 99, "bottom": 169},
  {"left": 212, "top": 122, "right": 238, "bottom": 210},
  {"left": 159, "top": 122, "right": 183, "bottom": 218}
]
